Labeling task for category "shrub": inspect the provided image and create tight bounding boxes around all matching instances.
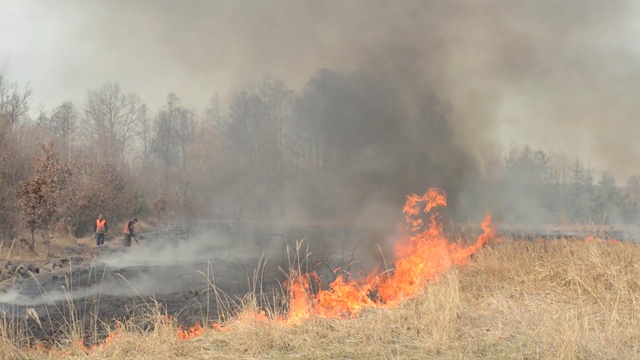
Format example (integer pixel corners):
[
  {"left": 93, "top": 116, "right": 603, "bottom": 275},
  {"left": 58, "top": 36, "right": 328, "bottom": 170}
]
[
  {"left": 17, "top": 143, "right": 70, "bottom": 249},
  {"left": 57, "top": 161, "right": 134, "bottom": 237},
  {"left": 131, "top": 188, "right": 150, "bottom": 218}
]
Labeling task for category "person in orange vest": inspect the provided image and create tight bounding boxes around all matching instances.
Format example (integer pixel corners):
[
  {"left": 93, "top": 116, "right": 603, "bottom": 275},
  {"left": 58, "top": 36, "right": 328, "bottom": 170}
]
[
  {"left": 123, "top": 218, "right": 138, "bottom": 247},
  {"left": 94, "top": 214, "right": 108, "bottom": 246}
]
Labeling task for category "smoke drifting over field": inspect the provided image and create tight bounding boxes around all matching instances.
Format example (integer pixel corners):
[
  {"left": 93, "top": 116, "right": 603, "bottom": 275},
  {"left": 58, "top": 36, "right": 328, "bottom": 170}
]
[
  {"left": 0, "top": 231, "right": 279, "bottom": 308},
  {"left": 3, "top": 3, "right": 640, "bottom": 343},
  {"left": 2, "top": 1, "right": 640, "bottom": 230},
  {"left": 20, "top": 0, "right": 640, "bottom": 180}
]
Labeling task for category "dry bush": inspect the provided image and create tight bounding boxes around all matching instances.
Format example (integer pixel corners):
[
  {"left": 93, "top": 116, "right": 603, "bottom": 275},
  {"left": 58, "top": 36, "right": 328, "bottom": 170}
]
[
  {"left": 0, "top": 125, "right": 44, "bottom": 242},
  {"left": 57, "top": 161, "right": 134, "bottom": 237},
  {"left": 17, "top": 143, "right": 71, "bottom": 249}
]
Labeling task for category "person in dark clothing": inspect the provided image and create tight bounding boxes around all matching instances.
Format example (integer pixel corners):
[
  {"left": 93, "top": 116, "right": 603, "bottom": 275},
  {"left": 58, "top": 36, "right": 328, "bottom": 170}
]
[
  {"left": 95, "top": 214, "right": 107, "bottom": 246},
  {"left": 123, "top": 218, "right": 138, "bottom": 247}
]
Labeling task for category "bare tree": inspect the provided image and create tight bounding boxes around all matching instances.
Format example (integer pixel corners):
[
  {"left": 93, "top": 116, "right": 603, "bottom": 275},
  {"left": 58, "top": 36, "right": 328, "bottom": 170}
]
[
  {"left": 136, "top": 103, "right": 152, "bottom": 167},
  {"left": 81, "top": 83, "right": 142, "bottom": 166},
  {"left": 0, "top": 71, "right": 32, "bottom": 127},
  {"left": 0, "top": 71, "right": 34, "bottom": 240},
  {"left": 204, "top": 93, "right": 225, "bottom": 131},
  {"left": 152, "top": 93, "right": 195, "bottom": 169},
  {"left": 258, "top": 76, "right": 295, "bottom": 177},
  {"left": 45, "top": 101, "right": 78, "bottom": 162}
]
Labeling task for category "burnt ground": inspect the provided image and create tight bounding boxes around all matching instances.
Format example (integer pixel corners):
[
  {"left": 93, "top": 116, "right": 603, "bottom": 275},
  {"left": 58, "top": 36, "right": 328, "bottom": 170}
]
[
  {"left": 0, "top": 223, "right": 635, "bottom": 346},
  {"left": 0, "top": 222, "right": 375, "bottom": 346},
  {"left": 0, "top": 227, "right": 297, "bottom": 346}
]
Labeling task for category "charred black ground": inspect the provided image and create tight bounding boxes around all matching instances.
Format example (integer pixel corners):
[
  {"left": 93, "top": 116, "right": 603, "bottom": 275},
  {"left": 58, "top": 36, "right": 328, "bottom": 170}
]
[
  {"left": 0, "top": 224, "right": 634, "bottom": 347},
  {"left": 0, "top": 224, "right": 382, "bottom": 346}
]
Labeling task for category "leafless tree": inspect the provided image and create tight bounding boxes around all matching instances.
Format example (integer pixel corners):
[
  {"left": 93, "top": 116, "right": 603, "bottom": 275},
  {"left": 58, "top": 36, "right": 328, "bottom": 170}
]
[
  {"left": 0, "top": 71, "right": 35, "bottom": 240},
  {"left": 204, "top": 93, "right": 225, "bottom": 131},
  {"left": 81, "top": 83, "right": 143, "bottom": 166},
  {"left": 0, "top": 71, "right": 32, "bottom": 127},
  {"left": 136, "top": 103, "right": 152, "bottom": 167},
  {"left": 44, "top": 101, "right": 78, "bottom": 162},
  {"left": 152, "top": 93, "right": 195, "bottom": 170}
]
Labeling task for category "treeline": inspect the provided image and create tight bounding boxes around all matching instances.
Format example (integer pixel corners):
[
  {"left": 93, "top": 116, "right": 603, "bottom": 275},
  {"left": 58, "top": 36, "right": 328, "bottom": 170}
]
[
  {"left": 1, "top": 69, "right": 638, "bottom": 248},
  {"left": 486, "top": 146, "right": 640, "bottom": 226}
]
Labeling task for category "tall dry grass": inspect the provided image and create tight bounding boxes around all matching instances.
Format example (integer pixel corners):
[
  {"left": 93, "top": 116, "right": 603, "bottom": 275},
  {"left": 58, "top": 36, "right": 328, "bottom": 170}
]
[{"left": 1, "top": 238, "right": 639, "bottom": 359}]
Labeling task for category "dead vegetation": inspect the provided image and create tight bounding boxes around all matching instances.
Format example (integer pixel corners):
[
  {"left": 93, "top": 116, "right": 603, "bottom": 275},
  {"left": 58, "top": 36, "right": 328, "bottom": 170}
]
[{"left": 0, "top": 238, "right": 637, "bottom": 359}]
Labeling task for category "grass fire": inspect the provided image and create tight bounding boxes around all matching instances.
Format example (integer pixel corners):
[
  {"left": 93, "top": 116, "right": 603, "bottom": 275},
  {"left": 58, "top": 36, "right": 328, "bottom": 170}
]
[
  {"left": 2, "top": 1, "right": 640, "bottom": 358},
  {"left": 1, "top": 188, "right": 638, "bottom": 359},
  {"left": 279, "top": 188, "right": 495, "bottom": 323}
]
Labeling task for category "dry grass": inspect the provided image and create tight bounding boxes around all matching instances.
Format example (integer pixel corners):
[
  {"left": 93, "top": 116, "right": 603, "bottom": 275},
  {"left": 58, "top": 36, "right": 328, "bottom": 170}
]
[
  {"left": 0, "top": 233, "right": 92, "bottom": 262},
  {"left": 2, "top": 238, "right": 639, "bottom": 359}
]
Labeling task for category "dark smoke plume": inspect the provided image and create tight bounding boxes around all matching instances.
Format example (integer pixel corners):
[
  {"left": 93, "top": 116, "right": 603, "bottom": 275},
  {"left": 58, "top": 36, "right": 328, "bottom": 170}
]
[
  {"left": 19, "top": 0, "right": 639, "bottom": 233},
  {"left": 49, "top": 0, "right": 639, "bottom": 179}
]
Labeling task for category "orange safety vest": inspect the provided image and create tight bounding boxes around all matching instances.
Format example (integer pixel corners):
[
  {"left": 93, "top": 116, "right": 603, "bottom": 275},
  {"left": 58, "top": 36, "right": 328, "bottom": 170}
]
[
  {"left": 124, "top": 222, "right": 134, "bottom": 234},
  {"left": 96, "top": 219, "right": 106, "bottom": 233}
]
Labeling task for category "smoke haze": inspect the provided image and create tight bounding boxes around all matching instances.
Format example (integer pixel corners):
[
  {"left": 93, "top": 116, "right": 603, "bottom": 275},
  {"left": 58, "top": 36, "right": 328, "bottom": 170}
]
[
  {"left": 0, "top": 227, "right": 379, "bottom": 307},
  {"left": 2, "top": 0, "right": 640, "bottom": 235},
  {"left": 2, "top": 0, "right": 638, "bottom": 180},
  {"left": 5, "top": 1, "right": 640, "bottom": 333}
]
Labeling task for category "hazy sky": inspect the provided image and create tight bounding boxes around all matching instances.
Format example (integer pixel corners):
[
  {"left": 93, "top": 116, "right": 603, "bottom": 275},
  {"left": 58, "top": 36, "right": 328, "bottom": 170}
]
[{"left": 2, "top": 0, "right": 640, "bottom": 180}]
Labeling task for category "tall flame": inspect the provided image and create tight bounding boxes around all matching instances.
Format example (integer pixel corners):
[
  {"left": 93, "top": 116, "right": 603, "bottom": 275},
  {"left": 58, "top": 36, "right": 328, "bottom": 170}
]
[{"left": 284, "top": 188, "right": 496, "bottom": 322}]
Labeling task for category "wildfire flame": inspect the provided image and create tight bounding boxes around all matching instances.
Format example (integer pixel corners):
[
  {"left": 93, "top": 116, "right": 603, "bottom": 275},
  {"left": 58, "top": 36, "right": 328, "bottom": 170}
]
[
  {"left": 178, "top": 323, "right": 205, "bottom": 340},
  {"left": 32, "top": 187, "right": 497, "bottom": 350},
  {"left": 282, "top": 188, "right": 496, "bottom": 322},
  {"left": 74, "top": 322, "right": 123, "bottom": 353},
  {"left": 585, "top": 234, "right": 621, "bottom": 244},
  {"left": 27, "top": 188, "right": 629, "bottom": 353}
]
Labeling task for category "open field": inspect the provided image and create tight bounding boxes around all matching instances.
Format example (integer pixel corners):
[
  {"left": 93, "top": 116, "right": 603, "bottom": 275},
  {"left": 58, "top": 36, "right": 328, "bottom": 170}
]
[
  {"left": 0, "top": 235, "right": 637, "bottom": 360},
  {"left": 3, "top": 2, "right": 640, "bottom": 358}
]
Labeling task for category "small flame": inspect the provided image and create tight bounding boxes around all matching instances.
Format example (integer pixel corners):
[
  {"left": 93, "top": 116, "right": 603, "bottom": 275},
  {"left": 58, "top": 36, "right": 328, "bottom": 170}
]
[
  {"left": 178, "top": 323, "right": 205, "bottom": 340},
  {"left": 585, "top": 234, "right": 621, "bottom": 244},
  {"left": 210, "top": 322, "right": 231, "bottom": 332}
]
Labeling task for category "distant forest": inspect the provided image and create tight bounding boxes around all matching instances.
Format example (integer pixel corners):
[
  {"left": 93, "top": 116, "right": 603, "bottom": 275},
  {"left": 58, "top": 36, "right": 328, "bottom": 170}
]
[{"left": 1, "top": 69, "right": 638, "bottom": 248}]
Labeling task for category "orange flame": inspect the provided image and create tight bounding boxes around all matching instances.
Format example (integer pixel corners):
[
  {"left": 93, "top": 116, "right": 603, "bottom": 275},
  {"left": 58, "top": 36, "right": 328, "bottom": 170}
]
[
  {"left": 178, "top": 323, "right": 205, "bottom": 340},
  {"left": 283, "top": 188, "right": 496, "bottom": 321},
  {"left": 210, "top": 321, "right": 231, "bottom": 332},
  {"left": 586, "top": 234, "right": 621, "bottom": 244}
]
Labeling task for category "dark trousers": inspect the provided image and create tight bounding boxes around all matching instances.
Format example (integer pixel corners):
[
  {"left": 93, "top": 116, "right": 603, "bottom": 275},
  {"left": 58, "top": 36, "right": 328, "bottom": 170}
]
[
  {"left": 124, "top": 234, "right": 132, "bottom": 247},
  {"left": 96, "top": 233, "right": 105, "bottom": 246}
]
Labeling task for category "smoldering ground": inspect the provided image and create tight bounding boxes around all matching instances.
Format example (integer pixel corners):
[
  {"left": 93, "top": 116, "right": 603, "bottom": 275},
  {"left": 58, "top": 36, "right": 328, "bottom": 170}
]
[
  {"left": 0, "top": 230, "right": 269, "bottom": 307},
  {"left": 0, "top": 223, "right": 386, "bottom": 315},
  {"left": 0, "top": 229, "right": 285, "bottom": 342}
]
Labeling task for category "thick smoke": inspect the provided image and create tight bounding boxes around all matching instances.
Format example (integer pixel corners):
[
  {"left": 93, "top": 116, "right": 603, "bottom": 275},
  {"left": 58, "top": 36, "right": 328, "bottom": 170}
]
[
  {"left": 4, "top": 0, "right": 640, "bottom": 323},
  {"left": 28, "top": 0, "right": 640, "bottom": 180},
  {"left": 5, "top": 0, "right": 639, "bottom": 232}
]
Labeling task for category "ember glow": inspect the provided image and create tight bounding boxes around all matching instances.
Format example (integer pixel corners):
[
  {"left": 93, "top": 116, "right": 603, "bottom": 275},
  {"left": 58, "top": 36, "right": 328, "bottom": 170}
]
[{"left": 178, "top": 324, "right": 205, "bottom": 340}]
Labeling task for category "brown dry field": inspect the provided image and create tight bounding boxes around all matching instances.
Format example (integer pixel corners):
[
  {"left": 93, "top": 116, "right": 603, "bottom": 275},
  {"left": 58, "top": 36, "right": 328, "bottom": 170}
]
[{"left": 0, "top": 237, "right": 638, "bottom": 359}]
